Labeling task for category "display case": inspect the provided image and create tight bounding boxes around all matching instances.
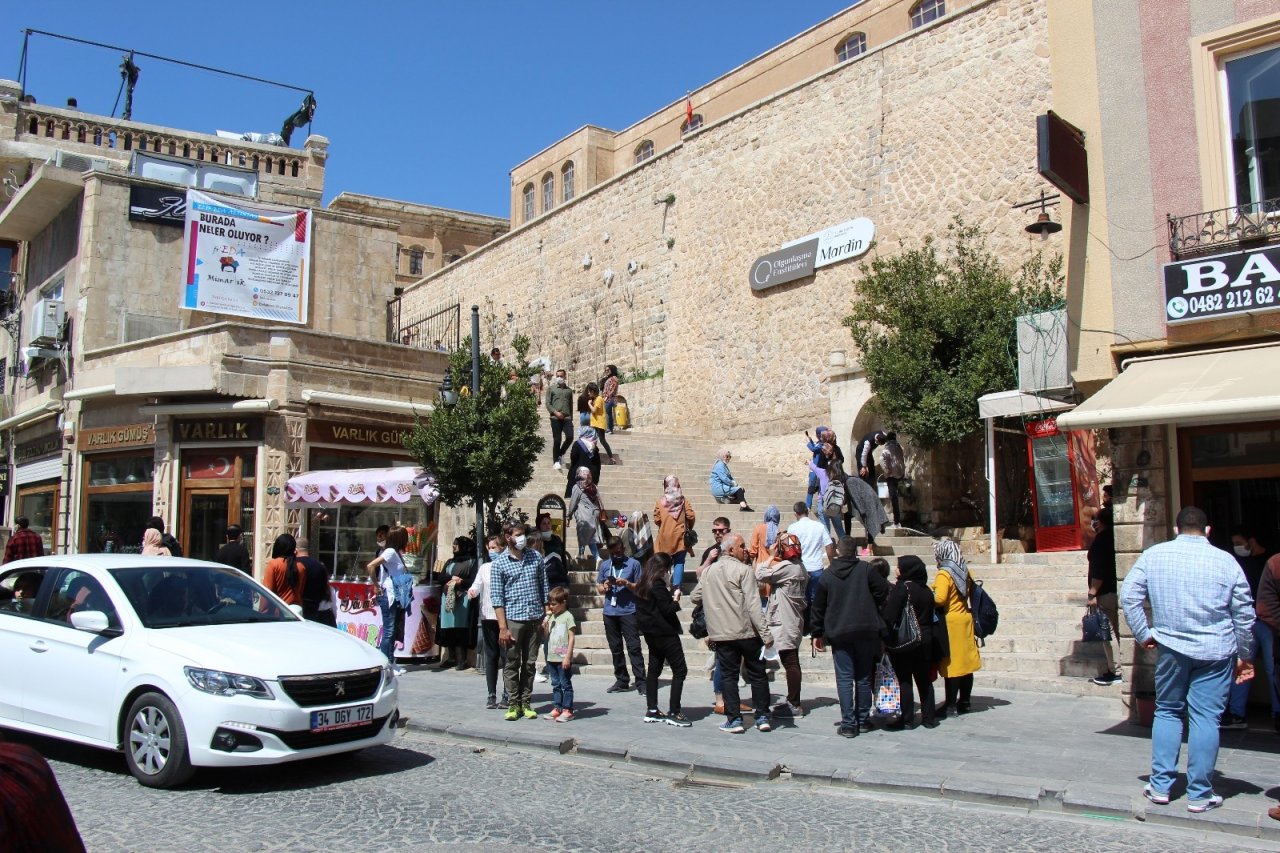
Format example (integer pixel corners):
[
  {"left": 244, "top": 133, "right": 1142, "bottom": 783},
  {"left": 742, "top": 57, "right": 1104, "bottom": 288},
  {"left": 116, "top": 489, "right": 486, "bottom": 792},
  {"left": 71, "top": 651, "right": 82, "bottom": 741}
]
[{"left": 1025, "top": 418, "right": 1097, "bottom": 552}]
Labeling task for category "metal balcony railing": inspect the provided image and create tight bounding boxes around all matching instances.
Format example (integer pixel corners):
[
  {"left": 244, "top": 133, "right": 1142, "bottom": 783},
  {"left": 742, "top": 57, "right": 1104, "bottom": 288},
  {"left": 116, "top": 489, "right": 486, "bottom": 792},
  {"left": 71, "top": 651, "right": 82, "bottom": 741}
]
[
  {"left": 387, "top": 299, "right": 459, "bottom": 352},
  {"left": 1168, "top": 197, "right": 1280, "bottom": 258}
]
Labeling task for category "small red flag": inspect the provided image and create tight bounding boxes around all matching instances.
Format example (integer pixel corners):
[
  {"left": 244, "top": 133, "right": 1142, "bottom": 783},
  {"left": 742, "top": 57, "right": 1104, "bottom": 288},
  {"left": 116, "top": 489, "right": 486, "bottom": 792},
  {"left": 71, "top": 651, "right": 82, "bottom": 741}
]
[{"left": 685, "top": 95, "right": 694, "bottom": 126}]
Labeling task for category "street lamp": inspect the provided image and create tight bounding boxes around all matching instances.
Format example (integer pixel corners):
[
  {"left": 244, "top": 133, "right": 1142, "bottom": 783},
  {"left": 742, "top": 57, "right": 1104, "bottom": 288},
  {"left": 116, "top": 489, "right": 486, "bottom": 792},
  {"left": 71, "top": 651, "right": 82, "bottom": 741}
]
[
  {"left": 439, "top": 369, "right": 458, "bottom": 407},
  {"left": 469, "top": 305, "right": 483, "bottom": 544}
]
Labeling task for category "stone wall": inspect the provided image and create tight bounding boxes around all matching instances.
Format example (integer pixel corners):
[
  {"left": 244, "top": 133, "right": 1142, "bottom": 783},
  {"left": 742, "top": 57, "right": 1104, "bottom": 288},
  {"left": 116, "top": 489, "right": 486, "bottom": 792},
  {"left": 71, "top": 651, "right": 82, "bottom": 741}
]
[{"left": 403, "top": 0, "right": 1056, "bottom": 467}]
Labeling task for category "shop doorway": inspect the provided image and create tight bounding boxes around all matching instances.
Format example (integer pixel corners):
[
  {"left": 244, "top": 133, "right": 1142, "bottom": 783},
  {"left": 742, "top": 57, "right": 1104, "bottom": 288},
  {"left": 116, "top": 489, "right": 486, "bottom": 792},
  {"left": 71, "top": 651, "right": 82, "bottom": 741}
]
[
  {"left": 179, "top": 450, "right": 256, "bottom": 562},
  {"left": 1179, "top": 422, "right": 1280, "bottom": 551}
]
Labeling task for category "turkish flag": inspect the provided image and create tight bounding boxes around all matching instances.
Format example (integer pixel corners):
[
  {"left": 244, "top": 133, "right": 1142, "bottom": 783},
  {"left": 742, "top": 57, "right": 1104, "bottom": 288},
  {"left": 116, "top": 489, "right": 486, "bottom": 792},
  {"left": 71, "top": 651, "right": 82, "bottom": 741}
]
[{"left": 686, "top": 96, "right": 694, "bottom": 126}]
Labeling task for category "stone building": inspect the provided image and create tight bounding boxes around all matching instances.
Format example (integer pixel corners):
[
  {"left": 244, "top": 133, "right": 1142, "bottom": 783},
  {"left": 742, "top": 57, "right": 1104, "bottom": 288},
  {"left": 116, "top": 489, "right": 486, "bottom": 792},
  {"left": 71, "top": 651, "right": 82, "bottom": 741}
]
[
  {"left": 0, "top": 83, "right": 507, "bottom": 572},
  {"left": 1044, "top": 2, "right": 1280, "bottom": 714},
  {"left": 397, "top": 0, "right": 1061, "bottom": 516}
]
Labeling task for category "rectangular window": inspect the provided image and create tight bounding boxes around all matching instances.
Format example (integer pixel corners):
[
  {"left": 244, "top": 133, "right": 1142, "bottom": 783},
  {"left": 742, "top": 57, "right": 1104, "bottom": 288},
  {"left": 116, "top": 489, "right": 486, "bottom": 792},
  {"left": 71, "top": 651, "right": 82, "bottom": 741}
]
[
  {"left": 542, "top": 176, "right": 555, "bottom": 213},
  {"left": 409, "top": 249, "right": 423, "bottom": 276},
  {"left": 1224, "top": 45, "right": 1280, "bottom": 208}
]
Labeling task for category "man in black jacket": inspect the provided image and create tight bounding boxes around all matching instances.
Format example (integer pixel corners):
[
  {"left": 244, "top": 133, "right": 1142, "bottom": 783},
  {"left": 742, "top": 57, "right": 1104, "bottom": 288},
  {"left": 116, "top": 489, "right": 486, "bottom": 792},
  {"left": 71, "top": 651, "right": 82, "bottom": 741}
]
[
  {"left": 213, "top": 524, "right": 252, "bottom": 574},
  {"left": 811, "top": 535, "right": 889, "bottom": 738}
]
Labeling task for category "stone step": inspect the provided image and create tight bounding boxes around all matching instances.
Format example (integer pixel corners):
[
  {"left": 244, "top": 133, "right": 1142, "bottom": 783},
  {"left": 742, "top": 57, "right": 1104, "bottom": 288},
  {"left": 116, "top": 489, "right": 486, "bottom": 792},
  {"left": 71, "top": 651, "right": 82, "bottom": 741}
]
[
  {"left": 974, "top": 672, "right": 1121, "bottom": 698},
  {"left": 979, "top": 652, "right": 1106, "bottom": 677}
]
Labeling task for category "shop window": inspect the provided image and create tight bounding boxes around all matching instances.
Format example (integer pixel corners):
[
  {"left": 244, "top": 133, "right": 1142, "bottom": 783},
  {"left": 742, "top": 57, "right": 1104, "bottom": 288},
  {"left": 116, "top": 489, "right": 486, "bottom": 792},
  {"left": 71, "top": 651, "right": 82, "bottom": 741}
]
[
  {"left": 836, "top": 32, "right": 866, "bottom": 63},
  {"left": 522, "top": 183, "right": 535, "bottom": 222},
  {"left": 910, "top": 0, "right": 944, "bottom": 28},
  {"left": 16, "top": 483, "right": 59, "bottom": 553},
  {"left": 82, "top": 454, "right": 155, "bottom": 554},
  {"left": 562, "top": 161, "right": 575, "bottom": 202},
  {"left": 541, "top": 172, "right": 555, "bottom": 213},
  {"left": 634, "top": 140, "right": 654, "bottom": 164}
]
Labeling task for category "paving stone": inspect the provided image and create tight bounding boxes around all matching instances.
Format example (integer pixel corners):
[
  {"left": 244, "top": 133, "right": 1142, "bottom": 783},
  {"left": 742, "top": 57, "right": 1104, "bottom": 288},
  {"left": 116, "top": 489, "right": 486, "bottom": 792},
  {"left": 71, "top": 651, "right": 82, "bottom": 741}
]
[
  {"left": 941, "top": 773, "right": 1045, "bottom": 806},
  {"left": 691, "top": 754, "right": 781, "bottom": 781},
  {"left": 1061, "top": 782, "right": 1140, "bottom": 818},
  {"left": 850, "top": 767, "right": 946, "bottom": 796},
  {"left": 626, "top": 743, "right": 699, "bottom": 772}
]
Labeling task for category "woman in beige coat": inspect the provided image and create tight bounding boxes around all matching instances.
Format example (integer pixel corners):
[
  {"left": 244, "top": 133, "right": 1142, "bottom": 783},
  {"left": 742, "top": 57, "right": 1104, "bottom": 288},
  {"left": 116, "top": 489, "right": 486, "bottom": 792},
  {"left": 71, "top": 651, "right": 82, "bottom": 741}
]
[
  {"left": 755, "top": 535, "right": 808, "bottom": 716},
  {"left": 652, "top": 475, "right": 696, "bottom": 600}
]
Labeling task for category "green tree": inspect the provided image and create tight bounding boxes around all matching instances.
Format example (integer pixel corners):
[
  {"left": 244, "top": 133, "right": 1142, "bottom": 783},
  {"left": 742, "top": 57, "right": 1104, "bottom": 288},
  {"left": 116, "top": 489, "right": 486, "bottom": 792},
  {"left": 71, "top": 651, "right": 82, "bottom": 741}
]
[
  {"left": 842, "top": 219, "right": 1063, "bottom": 449},
  {"left": 404, "top": 334, "right": 544, "bottom": 536}
]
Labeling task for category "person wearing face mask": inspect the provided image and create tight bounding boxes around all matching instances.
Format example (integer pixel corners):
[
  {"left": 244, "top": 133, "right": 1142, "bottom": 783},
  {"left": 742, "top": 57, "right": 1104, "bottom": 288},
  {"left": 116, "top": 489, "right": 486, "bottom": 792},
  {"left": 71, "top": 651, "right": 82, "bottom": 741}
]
[
  {"left": 435, "top": 537, "right": 479, "bottom": 671},
  {"left": 568, "top": 468, "right": 605, "bottom": 563},
  {"left": 598, "top": 537, "right": 646, "bottom": 695},
  {"left": 491, "top": 523, "right": 550, "bottom": 721},
  {"left": 1222, "top": 526, "right": 1275, "bottom": 730},
  {"left": 546, "top": 369, "right": 574, "bottom": 471},
  {"left": 536, "top": 512, "right": 568, "bottom": 568},
  {"left": 469, "top": 535, "right": 510, "bottom": 709},
  {"left": 1087, "top": 507, "right": 1121, "bottom": 687}
]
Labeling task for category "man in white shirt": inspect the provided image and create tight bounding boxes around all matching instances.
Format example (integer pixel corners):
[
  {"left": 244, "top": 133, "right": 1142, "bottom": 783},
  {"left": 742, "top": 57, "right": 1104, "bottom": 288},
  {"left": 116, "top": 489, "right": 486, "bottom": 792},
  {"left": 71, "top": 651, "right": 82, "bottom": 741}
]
[{"left": 788, "top": 501, "right": 834, "bottom": 604}]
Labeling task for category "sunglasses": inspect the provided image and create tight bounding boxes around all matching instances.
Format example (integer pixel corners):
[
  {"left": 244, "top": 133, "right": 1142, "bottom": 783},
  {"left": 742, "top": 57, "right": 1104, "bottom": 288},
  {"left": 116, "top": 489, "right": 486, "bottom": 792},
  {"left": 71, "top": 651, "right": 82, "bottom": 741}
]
[{"left": 712, "top": 528, "right": 729, "bottom": 534}]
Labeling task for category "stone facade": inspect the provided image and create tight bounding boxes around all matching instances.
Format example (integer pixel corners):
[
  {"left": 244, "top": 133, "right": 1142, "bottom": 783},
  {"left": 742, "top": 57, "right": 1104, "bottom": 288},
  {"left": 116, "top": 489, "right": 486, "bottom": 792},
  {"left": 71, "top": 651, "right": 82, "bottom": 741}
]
[{"left": 403, "top": 0, "right": 1057, "bottom": 480}]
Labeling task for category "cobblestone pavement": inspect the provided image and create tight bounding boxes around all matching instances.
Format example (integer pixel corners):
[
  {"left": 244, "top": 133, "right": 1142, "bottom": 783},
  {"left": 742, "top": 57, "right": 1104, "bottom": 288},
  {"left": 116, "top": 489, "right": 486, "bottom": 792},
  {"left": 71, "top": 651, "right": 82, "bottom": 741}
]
[{"left": 15, "top": 728, "right": 1267, "bottom": 853}]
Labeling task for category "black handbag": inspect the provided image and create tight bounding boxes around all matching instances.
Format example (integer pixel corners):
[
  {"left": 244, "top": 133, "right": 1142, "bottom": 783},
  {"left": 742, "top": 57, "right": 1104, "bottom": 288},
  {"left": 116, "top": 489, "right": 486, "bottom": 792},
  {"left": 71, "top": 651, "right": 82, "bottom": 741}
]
[
  {"left": 1082, "top": 606, "right": 1113, "bottom": 643},
  {"left": 684, "top": 527, "right": 698, "bottom": 549},
  {"left": 689, "top": 604, "right": 709, "bottom": 639},
  {"left": 886, "top": 583, "right": 924, "bottom": 653}
]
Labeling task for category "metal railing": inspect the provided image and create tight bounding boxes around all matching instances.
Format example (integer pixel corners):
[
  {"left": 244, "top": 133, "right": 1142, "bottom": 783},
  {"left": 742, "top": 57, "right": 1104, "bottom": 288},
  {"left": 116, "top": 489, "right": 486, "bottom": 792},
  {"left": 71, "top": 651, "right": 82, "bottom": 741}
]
[
  {"left": 1168, "top": 196, "right": 1280, "bottom": 258},
  {"left": 388, "top": 299, "right": 459, "bottom": 352}
]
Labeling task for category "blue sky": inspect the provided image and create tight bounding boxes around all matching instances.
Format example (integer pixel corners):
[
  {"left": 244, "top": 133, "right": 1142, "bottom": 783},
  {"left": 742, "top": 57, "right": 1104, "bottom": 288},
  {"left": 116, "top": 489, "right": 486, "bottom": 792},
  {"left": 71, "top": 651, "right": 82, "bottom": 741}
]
[{"left": 8, "top": 1, "right": 855, "bottom": 217}]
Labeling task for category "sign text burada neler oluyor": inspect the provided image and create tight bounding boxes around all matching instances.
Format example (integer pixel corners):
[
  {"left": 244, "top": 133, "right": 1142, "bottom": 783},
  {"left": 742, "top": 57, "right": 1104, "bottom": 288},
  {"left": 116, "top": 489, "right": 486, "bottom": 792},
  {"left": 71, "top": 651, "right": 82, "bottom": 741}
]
[
  {"left": 1163, "top": 245, "right": 1280, "bottom": 324},
  {"left": 181, "top": 189, "right": 312, "bottom": 324}
]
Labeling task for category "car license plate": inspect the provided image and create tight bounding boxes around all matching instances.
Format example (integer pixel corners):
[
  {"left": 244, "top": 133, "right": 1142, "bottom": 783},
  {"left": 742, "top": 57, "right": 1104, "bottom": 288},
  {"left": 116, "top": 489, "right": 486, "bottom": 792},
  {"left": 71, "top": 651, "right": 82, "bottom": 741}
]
[{"left": 309, "top": 704, "right": 373, "bottom": 732}]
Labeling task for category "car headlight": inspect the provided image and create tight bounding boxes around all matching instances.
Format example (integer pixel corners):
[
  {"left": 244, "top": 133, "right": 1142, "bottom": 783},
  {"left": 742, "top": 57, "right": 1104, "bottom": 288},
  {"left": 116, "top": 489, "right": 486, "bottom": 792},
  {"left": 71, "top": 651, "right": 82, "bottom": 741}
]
[
  {"left": 184, "top": 666, "right": 275, "bottom": 700},
  {"left": 383, "top": 663, "right": 396, "bottom": 683}
]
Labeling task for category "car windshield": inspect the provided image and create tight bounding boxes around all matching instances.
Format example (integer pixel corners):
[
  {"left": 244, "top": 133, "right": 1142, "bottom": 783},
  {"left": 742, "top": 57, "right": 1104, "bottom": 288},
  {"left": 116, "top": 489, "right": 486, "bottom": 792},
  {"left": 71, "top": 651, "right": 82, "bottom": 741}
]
[{"left": 109, "top": 565, "right": 298, "bottom": 629}]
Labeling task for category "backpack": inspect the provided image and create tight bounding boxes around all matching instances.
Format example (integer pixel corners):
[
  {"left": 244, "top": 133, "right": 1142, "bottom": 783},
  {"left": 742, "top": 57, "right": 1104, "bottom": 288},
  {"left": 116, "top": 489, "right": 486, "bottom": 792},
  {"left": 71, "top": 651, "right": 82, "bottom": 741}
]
[
  {"left": 162, "top": 533, "right": 183, "bottom": 558},
  {"left": 821, "top": 479, "right": 847, "bottom": 518},
  {"left": 969, "top": 579, "right": 999, "bottom": 641},
  {"left": 386, "top": 564, "right": 414, "bottom": 610}
]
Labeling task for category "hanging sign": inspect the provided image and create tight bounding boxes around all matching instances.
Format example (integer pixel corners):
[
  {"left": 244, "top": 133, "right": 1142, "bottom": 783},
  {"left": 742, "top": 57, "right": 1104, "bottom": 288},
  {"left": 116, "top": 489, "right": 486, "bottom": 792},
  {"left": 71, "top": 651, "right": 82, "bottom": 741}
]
[
  {"left": 181, "top": 189, "right": 312, "bottom": 324},
  {"left": 1163, "top": 245, "right": 1280, "bottom": 324}
]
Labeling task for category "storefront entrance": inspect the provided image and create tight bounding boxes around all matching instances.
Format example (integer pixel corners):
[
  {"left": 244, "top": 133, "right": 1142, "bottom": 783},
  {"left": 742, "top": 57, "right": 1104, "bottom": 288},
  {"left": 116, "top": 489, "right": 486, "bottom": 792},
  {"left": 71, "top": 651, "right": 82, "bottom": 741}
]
[
  {"left": 1179, "top": 422, "right": 1280, "bottom": 550},
  {"left": 179, "top": 450, "right": 256, "bottom": 561}
]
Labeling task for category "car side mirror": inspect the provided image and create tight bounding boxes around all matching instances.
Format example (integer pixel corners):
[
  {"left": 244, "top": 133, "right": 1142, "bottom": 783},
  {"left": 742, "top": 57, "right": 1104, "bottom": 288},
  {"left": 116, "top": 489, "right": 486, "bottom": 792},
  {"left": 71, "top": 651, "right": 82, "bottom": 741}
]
[{"left": 70, "top": 610, "right": 121, "bottom": 636}]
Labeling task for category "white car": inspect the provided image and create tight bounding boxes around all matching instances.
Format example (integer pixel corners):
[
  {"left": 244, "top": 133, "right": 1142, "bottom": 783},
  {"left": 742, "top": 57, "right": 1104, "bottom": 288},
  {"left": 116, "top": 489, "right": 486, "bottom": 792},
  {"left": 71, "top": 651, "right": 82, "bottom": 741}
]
[{"left": 0, "top": 555, "right": 399, "bottom": 788}]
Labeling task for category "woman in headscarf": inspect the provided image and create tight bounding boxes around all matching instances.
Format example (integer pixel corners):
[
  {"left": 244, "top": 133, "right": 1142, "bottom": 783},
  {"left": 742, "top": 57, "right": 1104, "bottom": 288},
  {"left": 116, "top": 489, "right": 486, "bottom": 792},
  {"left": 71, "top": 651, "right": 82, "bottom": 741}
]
[
  {"left": 708, "top": 448, "right": 753, "bottom": 513},
  {"left": 748, "top": 505, "right": 781, "bottom": 564},
  {"left": 652, "top": 475, "right": 696, "bottom": 601},
  {"left": 565, "top": 425, "right": 602, "bottom": 498},
  {"left": 882, "top": 555, "right": 938, "bottom": 729},
  {"left": 141, "top": 528, "right": 170, "bottom": 557},
  {"left": 754, "top": 535, "right": 808, "bottom": 717},
  {"left": 841, "top": 462, "right": 889, "bottom": 555},
  {"left": 435, "top": 536, "right": 478, "bottom": 671},
  {"left": 263, "top": 533, "right": 304, "bottom": 605},
  {"left": 622, "top": 511, "right": 654, "bottom": 564},
  {"left": 587, "top": 382, "right": 615, "bottom": 464},
  {"left": 567, "top": 467, "right": 604, "bottom": 562},
  {"left": 932, "top": 538, "right": 981, "bottom": 717}
]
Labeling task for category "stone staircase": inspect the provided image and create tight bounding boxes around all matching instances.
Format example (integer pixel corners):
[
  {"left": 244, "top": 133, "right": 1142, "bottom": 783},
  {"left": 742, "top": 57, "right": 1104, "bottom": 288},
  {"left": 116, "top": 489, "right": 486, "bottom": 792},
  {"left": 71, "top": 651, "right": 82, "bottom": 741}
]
[{"left": 510, "top": 426, "right": 1113, "bottom": 699}]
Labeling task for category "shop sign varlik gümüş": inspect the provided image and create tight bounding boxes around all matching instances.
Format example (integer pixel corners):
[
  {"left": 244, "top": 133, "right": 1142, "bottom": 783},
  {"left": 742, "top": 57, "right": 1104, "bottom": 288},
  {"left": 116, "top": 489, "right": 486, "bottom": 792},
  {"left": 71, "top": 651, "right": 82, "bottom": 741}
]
[
  {"left": 173, "top": 418, "right": 264, "bottom": 442},
  {"left": 1163, "top": 244, "right": 1280, "bottom": 324},
  {"left": 749, "top": 217, "right": 875, "bottom": 292}
]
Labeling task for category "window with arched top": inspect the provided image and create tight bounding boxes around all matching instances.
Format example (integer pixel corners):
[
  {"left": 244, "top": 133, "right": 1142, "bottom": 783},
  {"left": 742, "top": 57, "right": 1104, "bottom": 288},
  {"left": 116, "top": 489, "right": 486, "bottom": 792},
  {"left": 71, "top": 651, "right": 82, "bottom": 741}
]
[
  {"left": 541, "top": 172, "right": 555, "bottom": 213},
  {"left": 681, "top": 114, "right": 704, "bottom": 135},
  {"left": 836, "top": 32, "right": 866, "bottom": 62},
  {"left": 634, "top": 140, "right": 654, "bottom": 164},
  {"left": 522, "top": 184, "right": 535, "bottom": 221},
  {"left": 910, "top": 0, "right": 944, "bottom": 28},
  {"left": 562, "top": 161, "right": 575, "bottom": 202}
]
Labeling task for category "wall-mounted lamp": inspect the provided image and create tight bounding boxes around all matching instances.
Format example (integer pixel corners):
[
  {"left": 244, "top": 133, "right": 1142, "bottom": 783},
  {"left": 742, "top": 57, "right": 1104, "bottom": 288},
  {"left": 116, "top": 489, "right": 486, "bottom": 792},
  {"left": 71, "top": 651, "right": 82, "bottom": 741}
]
[
  {"left": 602, "top": 269, "right": 615, "bottom": 286},
  {"left": 582, "top": 254, "right": 593, "bottom": 269},
  {"left": 1013, "top": 189, "right": 1062, "bottom": 240},
  {"left": 627, "top": 260, "right": 639, "bottom": 275}
]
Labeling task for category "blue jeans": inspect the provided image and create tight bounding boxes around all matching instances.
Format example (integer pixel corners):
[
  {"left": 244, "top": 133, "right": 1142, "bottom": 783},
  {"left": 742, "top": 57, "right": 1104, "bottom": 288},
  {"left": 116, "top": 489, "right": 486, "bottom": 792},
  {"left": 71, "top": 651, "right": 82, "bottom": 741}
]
[
  {"left": 605, "top": 400, "right": 616, "bottom": 431},
  {"left": 376, "top": 594, "right": 396, "bottom": 662},
  {"left": 806, "top": 471, "right": 819, "bottom": 509},
  {"left": 831, "top": 638, "right": 878, "bottom": 727},
  {"left": 548, "top": 660, "right": 574, "bottom": 710},
  {"left": 1228, "top": 620, "right": 1278, "bottom": 716},
  {"left": 1151, "top": 647, "right": 1232, "bottom": 801},
  {"left": 805, "top": 570, "right": 823, "bottom": 605},
  {"left": 671, "top": 551, "right": 687, "bottom": 588}
]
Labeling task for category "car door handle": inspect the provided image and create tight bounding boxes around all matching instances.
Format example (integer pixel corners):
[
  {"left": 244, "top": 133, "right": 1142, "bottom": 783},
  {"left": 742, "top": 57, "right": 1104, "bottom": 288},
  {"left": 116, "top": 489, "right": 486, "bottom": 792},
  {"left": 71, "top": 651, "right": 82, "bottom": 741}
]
[{"left": 29, "top": 640, "right": 48, "bottom": 653}]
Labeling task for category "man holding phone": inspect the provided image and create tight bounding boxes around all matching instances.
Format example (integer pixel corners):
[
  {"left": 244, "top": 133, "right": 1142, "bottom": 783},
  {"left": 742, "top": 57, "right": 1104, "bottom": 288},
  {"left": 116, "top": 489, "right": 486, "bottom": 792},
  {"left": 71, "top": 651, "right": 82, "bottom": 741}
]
[{"left": 597, "top": 538, "right": 646, "bottom": 694}]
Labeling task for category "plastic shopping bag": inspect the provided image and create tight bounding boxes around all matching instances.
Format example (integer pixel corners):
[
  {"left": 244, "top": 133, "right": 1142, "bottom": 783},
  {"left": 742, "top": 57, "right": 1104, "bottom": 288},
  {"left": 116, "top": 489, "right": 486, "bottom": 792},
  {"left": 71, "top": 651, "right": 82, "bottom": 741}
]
[{"left": 874, "top": 654, "right": 901, "bottom": 716}]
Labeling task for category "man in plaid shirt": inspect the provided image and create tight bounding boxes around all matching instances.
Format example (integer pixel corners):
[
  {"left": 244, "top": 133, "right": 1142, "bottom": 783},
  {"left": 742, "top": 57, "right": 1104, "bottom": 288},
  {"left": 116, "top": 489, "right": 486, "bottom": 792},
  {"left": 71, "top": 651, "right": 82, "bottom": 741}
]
[
  {"left": 1121, "top": 506, "right": 1255, "bottom": 814},
  {"left": 491, "top": 522, "right": 548, "bottom": 721},
  {"left": 3, "top": 517, "right": 45, "bottom": 564}
]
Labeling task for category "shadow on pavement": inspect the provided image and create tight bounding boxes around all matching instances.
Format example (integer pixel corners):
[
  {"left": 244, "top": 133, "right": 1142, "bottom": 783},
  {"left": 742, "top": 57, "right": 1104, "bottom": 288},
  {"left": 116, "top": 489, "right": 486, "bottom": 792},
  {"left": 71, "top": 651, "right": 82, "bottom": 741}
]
[{"left": 206, "top": 743, "right": 434, "bottom": 794}]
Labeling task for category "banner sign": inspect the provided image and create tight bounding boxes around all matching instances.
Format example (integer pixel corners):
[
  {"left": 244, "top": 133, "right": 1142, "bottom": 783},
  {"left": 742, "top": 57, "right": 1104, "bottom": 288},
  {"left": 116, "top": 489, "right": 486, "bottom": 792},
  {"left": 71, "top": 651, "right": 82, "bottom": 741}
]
[
  {"left": 182, "top": 189, "right": 311, "bottom": 324},
  {"left": 749, "top": 239, "right": 819, "bottom": 291},
  {"left": 783, "top": 217, "right": 875, "bottom": 270},
  {"left": 1163, "top": 245, "right": 1280, "bottom": 324},
  {"left": 129, "top": 184, "right": 186, "bottom": 227}
]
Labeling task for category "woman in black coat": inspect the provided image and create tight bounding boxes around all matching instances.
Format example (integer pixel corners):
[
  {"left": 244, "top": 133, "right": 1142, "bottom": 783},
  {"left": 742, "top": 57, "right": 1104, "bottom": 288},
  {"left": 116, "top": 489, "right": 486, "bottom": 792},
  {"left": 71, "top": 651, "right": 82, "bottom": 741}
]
[
  {"left": 564, "top": 426, "right": 603, "bottom": 497},
  {"left": 630, "top": 554, "right": 691, "bottom": 726},
  {"left": 880, "top": 555, "right": 938, "bottom": 729}
]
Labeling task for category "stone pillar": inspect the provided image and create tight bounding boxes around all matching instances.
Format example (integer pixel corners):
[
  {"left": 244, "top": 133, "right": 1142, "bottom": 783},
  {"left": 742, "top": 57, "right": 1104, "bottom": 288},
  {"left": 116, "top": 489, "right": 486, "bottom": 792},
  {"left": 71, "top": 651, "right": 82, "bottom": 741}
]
[
  {"left": 260, "top": 410, "right": 306, "bottom": 573},
  {"left": 152, "top": 420, "right": 175, "bottom": 528},
  {"left": 1109, "top": 424, "right": 1172, "bottom": 721}
]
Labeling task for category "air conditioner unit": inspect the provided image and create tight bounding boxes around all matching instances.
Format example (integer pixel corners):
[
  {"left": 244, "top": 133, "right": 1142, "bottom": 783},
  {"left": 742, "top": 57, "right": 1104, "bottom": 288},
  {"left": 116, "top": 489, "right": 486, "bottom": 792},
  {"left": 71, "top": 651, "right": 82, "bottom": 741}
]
[
  {"left": 28, "top": 298, "right": 65, "bottom": 345},
  {"left": 52, "top": 149, "right": 112, "bottom": 174}
]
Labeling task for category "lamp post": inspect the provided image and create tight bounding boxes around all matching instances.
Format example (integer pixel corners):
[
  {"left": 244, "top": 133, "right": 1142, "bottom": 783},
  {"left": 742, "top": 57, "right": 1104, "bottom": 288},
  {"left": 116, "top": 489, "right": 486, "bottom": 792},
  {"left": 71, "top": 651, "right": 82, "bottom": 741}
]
[{"left": 470, "top": 305, "right": 484, "bottom": 544}]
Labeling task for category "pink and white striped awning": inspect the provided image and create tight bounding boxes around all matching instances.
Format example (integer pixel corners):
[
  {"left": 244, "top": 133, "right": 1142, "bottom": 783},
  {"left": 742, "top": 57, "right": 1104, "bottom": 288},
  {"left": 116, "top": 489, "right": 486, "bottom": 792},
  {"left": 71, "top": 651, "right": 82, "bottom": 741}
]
[{"left": 285, "top": 467, "right": 438, "bottom": 506}]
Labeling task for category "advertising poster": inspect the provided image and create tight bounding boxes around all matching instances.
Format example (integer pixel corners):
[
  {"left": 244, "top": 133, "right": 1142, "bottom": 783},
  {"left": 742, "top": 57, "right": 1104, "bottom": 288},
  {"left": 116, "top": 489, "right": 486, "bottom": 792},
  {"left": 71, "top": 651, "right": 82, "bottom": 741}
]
[
  {"left": 181, "top": 188, "right": 311, "bottom": 324},
  {"left": 331, "top": 582, "right": 439, "bottom": 660}
]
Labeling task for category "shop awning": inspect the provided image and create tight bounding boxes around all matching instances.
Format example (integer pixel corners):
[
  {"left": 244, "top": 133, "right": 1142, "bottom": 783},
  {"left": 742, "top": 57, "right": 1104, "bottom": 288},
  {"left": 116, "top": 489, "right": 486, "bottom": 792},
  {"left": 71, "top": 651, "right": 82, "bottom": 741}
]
[
  {"left": 1056, "top": 344, "right": 1280, "bottom": 431},
  {"left": 977, "top": 390, "right": 1074, "bottom": 420},
  {"left": 285, "top": 467, "right": 438, "bottom": 507}
]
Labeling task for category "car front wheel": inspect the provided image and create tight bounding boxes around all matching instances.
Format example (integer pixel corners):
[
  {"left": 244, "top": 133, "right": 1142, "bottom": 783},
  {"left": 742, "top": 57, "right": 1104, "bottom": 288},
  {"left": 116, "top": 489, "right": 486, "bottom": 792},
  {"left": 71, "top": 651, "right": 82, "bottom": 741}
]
[{"left": 123, "top": 692, "right": 194, "bottom": 788}]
